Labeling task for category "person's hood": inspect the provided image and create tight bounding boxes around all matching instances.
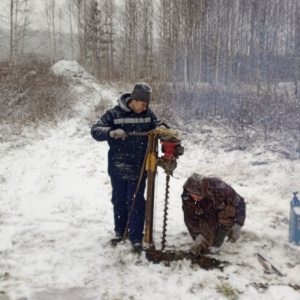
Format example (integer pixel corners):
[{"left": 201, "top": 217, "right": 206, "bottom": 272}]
[
  {"left": 117, "top": 93, "right": 132, "bottom": 113},
  {"left": 183, "top": 173, "right": 204, "bottom": 195}
]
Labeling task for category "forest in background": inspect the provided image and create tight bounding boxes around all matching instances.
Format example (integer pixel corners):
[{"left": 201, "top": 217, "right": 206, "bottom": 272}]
[{"left": 0, "top": 0, "right": 300, "bottom": 146}]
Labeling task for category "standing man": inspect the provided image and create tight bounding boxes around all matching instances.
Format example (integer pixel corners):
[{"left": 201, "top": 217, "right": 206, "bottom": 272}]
[
  {"left": 91, "top": 83, "right": 158, "bottom": 252},
  {"left": 181, "top": 173, "right": 246, "bottom": 255}
]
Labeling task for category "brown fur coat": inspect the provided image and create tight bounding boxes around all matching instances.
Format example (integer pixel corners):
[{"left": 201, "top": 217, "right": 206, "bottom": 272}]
[{"left": 182, "top": 174, "right": 246, "bottom": 246}]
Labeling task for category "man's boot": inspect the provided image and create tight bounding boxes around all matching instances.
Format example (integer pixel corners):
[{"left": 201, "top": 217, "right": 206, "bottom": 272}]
[{"left": 110, "top": 235, "right": 123, "bottom": 245}]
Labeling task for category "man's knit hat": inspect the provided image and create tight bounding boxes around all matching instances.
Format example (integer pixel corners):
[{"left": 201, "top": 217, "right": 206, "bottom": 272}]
[{"left": 129, "top": 82, "right": 152, "bottom": 104}]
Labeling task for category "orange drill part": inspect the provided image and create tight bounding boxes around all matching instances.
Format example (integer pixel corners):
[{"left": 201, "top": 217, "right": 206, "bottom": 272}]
[{"left": 160, "top": 140, "right": 182, "bottom": 160}]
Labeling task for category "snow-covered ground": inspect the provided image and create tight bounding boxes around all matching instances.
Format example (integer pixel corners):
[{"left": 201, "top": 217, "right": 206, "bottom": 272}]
[{"left": 0, "top": 60, "right": 299, "bottom": 300}]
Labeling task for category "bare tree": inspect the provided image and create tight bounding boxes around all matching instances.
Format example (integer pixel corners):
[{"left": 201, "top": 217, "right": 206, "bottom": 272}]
[
  {"left": 117, "top": 0, "right": 140, "bottom": 80},
  {"left": 156, "top": 0, "right": 181, "bottom": 82},
  {"left": 71, "top": 0, "right": 87, "bottom": 66},
  {"left": 41, "top": 0, "right": 58, "bottom": 63},
  {"left": 5, "top": 0, "right": 33, "bottom": 70},
  {"left": 140, "top": 0, "right": 154, "bottom": 80},
  {"left": 292, "top": 0, "right": 300, "bottom": 95},
  {"left": 102, "top": 0, "right": 116, "bottom": 80},
  {"left": 64, "top": 0, "right": 75, "bottom": 60}
]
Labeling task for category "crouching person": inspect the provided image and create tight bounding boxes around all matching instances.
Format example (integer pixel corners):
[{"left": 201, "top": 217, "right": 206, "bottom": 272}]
[{"left": 181, "top": 173, "right": 246, "bottom": 256}]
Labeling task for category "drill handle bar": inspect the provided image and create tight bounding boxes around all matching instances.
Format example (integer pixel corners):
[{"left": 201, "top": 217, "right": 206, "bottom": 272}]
[{"left": 126, "top": 127, "right": 182, "bottom": 140}]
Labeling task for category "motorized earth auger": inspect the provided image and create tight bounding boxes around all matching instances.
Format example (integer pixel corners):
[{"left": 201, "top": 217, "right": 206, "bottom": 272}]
[{"left": 122, "top": 126, "right": 227, "bottom": 270}]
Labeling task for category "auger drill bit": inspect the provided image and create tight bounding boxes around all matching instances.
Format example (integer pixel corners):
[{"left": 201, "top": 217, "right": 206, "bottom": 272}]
[{"left": 161, "top": 174, "right": 170, "bottom": 251}]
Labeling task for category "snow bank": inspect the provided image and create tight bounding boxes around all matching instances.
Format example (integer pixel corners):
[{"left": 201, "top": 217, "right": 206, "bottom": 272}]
[{"left": 51, "top": 60, "right": 94, "bottom": 81}]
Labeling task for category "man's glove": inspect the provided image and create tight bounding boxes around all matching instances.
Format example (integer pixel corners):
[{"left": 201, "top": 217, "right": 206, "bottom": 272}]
[
  {"left": 109, "top": 129, "right": 127, "bottom": 140},
  {"left": 227, "top": 223, "right": 242, "bottom": 242},
  {"left": 218, "top": 205, "right": 236, "bottom": 227},
  {"left": 191, "top": 234, "right": 209, "bottom": 256}
]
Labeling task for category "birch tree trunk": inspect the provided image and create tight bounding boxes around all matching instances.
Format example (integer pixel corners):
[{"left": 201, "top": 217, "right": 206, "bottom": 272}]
[{"left": 10, "top": 0, "right": 14, "bottom": 70}]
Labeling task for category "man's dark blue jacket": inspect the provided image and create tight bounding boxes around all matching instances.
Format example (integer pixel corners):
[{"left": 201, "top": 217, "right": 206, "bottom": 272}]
[{"left": 91, "top": 93, "right": 158, "bottom": 180}]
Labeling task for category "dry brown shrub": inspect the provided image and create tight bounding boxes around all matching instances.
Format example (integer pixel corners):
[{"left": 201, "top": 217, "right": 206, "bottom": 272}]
[{"left": 0, "top": 59, "right": 74, "bottom": 128}]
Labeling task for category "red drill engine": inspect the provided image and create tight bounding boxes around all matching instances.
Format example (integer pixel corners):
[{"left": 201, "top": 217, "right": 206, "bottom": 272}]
[
  {"left": 161, "top": 139, "right": 184, "bottom": 160},
  {"left": 158, "top": 137, "right": 184, "bottom": 176}
]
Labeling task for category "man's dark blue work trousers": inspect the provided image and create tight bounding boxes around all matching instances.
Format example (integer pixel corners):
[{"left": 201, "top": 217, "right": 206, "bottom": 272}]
[{"left": 110, "top": 176, "right": 146, "bottom": 244}]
